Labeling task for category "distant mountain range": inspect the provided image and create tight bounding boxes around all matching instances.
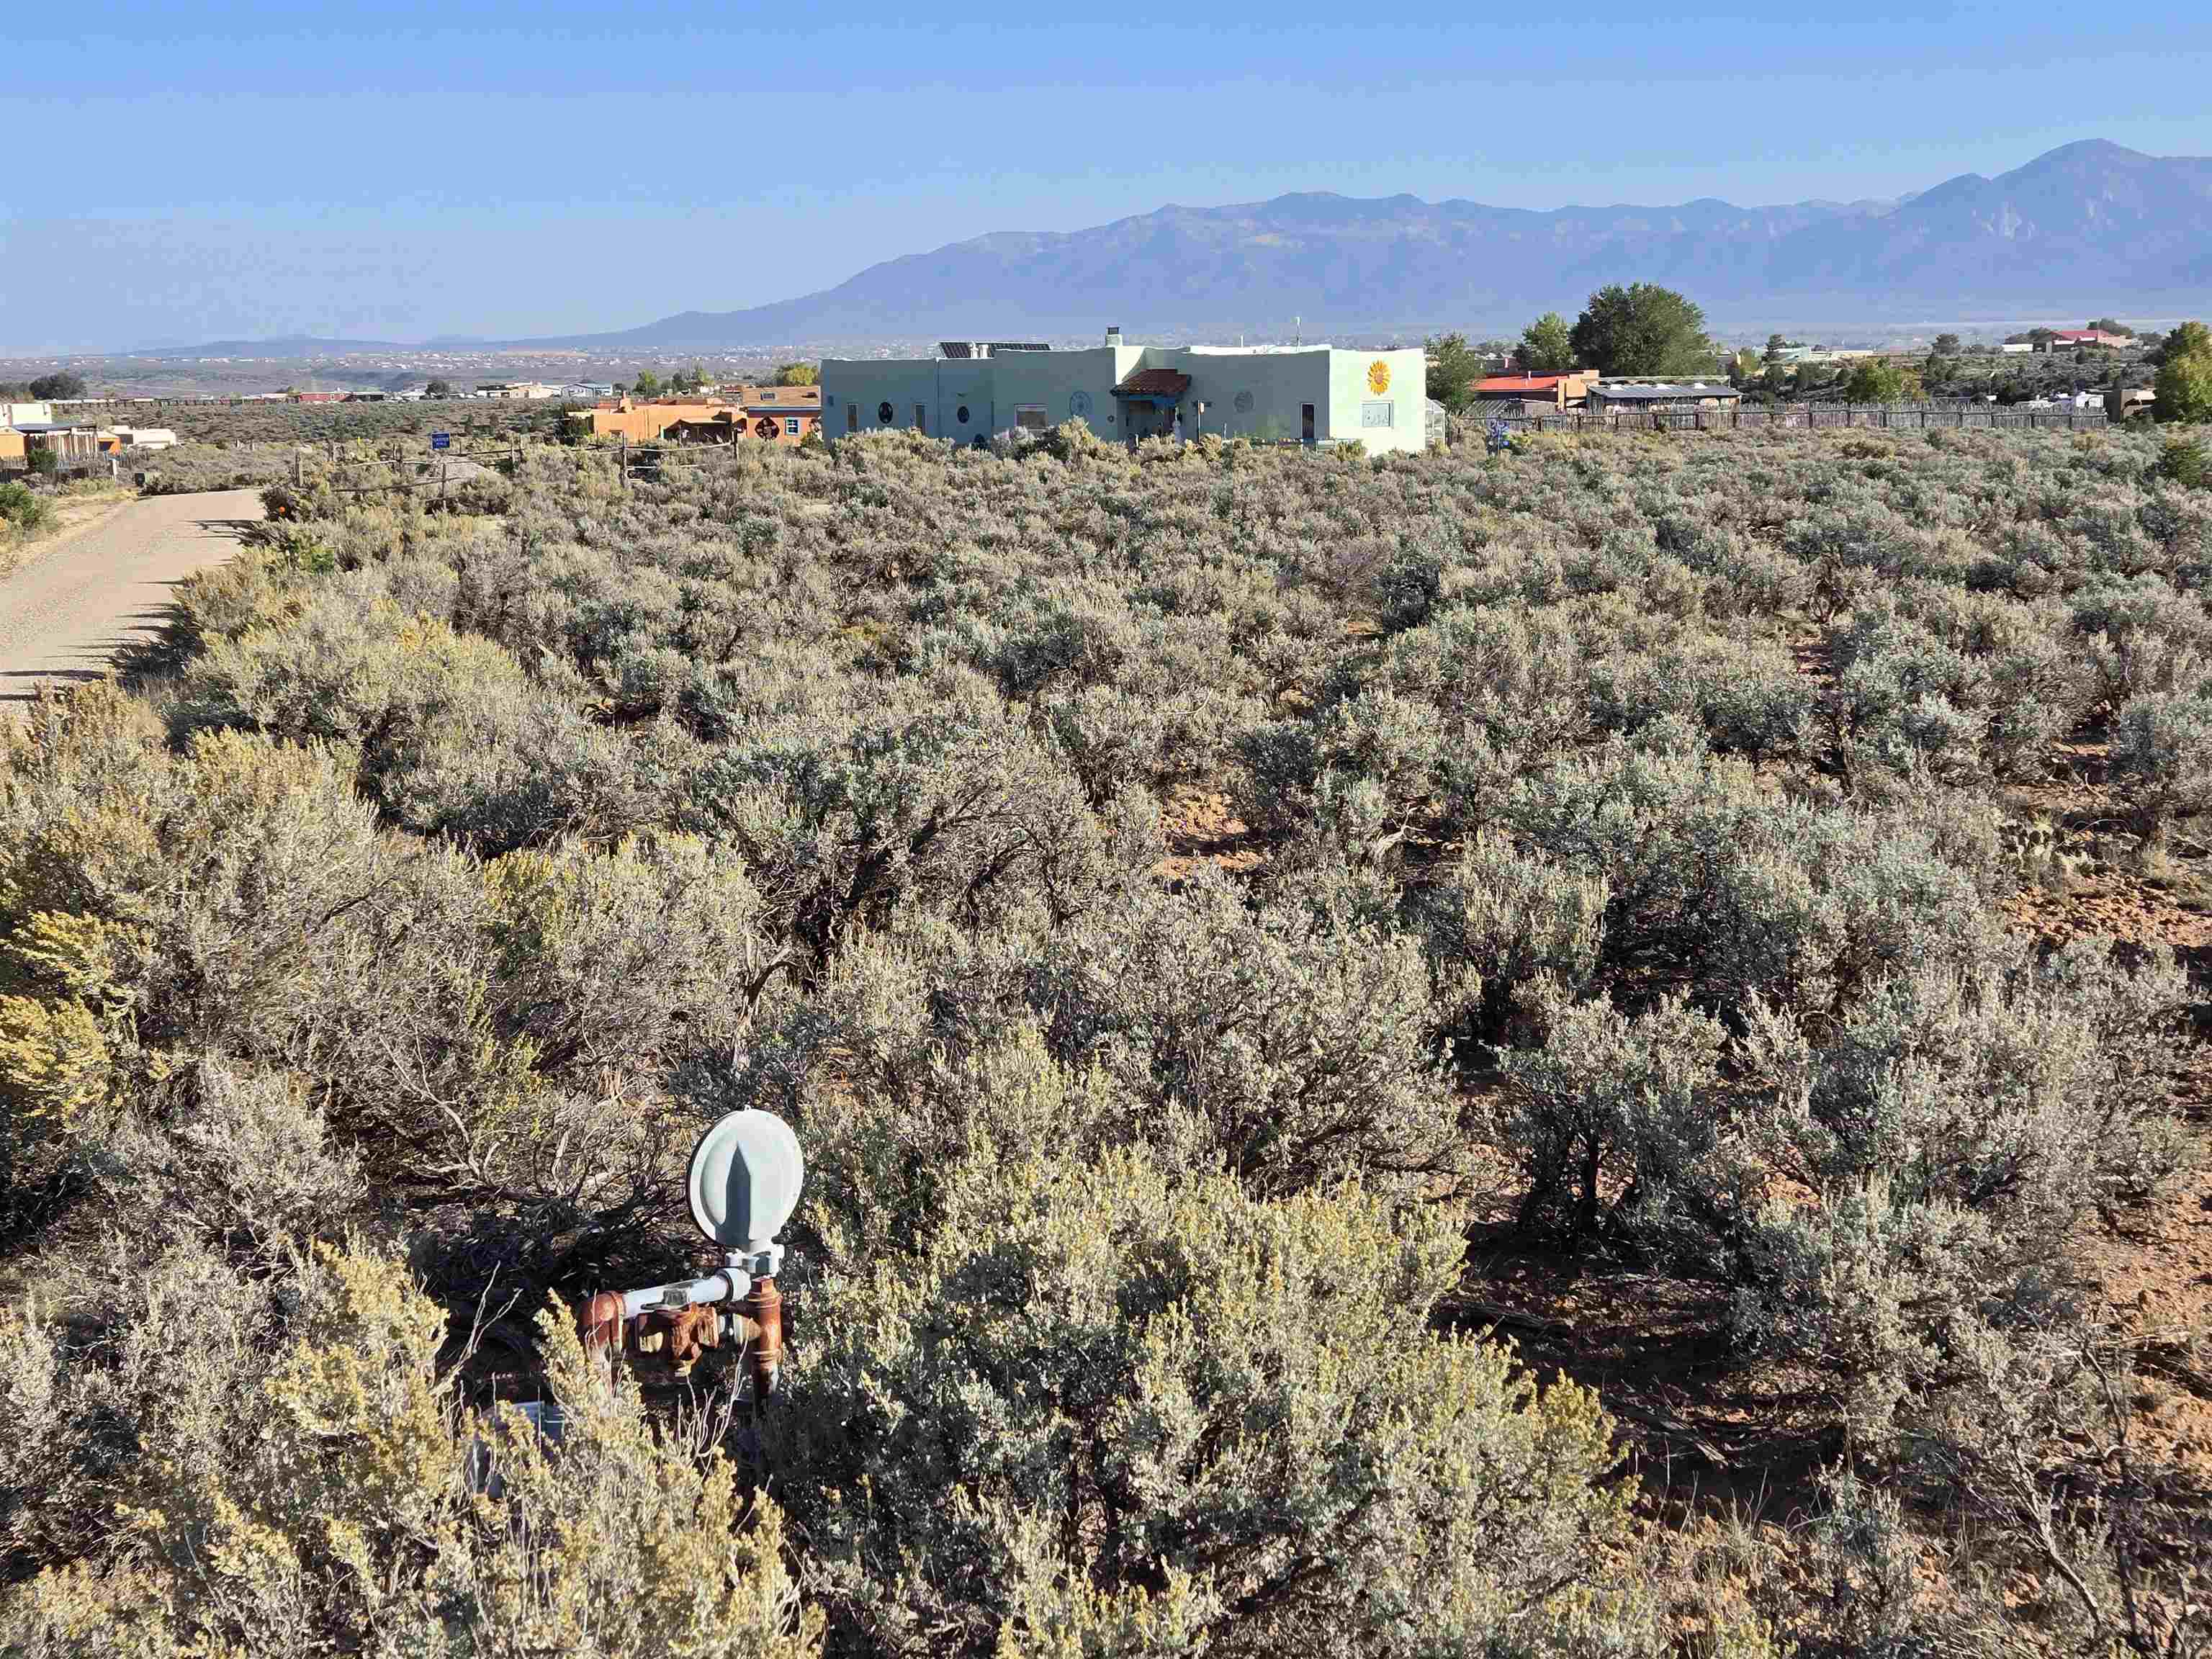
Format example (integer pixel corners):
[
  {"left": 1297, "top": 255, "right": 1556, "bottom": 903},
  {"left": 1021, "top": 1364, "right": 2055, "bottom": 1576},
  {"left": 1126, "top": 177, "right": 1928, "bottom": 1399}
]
[
  {"left": 130, "top": 335, "right": 415, "bottom": 359},
  {"left": 130, "top": 140, "right": 2212, "bottom": 356}
]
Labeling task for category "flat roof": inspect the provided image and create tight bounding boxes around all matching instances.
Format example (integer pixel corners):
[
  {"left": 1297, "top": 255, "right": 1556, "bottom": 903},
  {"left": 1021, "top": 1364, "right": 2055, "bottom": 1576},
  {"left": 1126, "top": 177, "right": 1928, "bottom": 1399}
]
[{"left": 1588, "top": 382, "right": 1740, "bottom": 400}]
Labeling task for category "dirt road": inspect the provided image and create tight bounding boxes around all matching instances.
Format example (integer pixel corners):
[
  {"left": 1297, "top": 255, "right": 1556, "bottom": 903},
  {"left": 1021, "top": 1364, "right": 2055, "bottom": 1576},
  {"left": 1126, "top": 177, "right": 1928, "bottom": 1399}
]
[{"left": 0, "top": 488, "right": 262, "bottom": 716}]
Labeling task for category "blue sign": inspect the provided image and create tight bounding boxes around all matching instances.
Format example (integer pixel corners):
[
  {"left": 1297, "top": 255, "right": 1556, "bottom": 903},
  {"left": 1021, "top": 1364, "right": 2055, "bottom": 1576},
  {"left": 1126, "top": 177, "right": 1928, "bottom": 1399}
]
[{"left": 430, "top": 432, "right": 450, "bottom": 451}]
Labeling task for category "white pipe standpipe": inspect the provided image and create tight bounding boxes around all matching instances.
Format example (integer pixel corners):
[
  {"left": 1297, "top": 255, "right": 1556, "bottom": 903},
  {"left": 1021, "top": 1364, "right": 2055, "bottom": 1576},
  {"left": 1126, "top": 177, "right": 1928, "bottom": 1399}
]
[{"left": 617, "top": 1267, "right": 752, "bottom": 1322}]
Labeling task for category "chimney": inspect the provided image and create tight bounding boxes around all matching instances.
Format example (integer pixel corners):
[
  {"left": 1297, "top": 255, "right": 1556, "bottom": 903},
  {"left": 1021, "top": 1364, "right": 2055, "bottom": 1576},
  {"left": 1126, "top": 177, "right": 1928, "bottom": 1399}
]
[{"left": 1105, "top": 326, "right": 1122, "bottom": 347}]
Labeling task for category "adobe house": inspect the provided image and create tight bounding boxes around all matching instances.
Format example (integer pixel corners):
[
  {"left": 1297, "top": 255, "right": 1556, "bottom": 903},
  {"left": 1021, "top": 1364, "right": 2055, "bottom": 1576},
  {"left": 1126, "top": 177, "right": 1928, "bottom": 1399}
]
[
  {"left": 820, "top": 330, "right": 1429, "bottom": 455},
  {"left": 569, "top": 387, "right": 820, "bottom": 444}
]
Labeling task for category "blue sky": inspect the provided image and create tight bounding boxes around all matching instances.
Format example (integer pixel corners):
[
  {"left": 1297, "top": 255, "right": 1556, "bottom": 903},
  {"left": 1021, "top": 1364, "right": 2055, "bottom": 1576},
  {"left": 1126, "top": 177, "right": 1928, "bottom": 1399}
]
[{"left": 4, "top": 1, "right": 2209, "bottom": 352}]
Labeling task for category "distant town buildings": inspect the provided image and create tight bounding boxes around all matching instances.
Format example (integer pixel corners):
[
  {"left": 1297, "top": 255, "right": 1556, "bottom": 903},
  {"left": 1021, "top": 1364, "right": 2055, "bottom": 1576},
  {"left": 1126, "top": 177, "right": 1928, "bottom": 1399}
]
[{"left": 1768, "top": 346, "right": 1877, "bottom": 365}]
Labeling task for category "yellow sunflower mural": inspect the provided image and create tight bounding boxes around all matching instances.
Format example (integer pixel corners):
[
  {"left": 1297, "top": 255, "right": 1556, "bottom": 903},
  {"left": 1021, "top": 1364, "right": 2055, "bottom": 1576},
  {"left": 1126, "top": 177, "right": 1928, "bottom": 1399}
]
[{"left": 1367, "top": 360, "right": 1391, "bottom": 395}]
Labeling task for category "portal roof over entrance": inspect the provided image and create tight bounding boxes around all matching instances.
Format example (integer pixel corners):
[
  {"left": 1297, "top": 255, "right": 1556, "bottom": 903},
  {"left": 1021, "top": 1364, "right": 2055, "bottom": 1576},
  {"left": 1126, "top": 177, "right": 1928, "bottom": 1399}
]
[{"left": 1110, "top": 368, "right": 1192, "bottom": 401}]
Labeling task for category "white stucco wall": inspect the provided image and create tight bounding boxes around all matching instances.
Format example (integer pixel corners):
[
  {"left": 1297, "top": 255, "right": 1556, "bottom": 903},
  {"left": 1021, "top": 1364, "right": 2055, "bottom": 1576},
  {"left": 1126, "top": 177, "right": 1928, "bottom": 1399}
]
[
  {"left": 1325, "top": 347, "right": 1427, "bottom": 456},
  {"left": 824, "top": 343, "right": 1427, "bottom": 454},
  {"left": 991, "top": 346, "right": 1143, "bottom": 440},
  {"left": 822, "top": 360, "right": 937, "bottom": 437},
  {"left": 1167, "top": 349, "right": 1331, "bottom": 445}
]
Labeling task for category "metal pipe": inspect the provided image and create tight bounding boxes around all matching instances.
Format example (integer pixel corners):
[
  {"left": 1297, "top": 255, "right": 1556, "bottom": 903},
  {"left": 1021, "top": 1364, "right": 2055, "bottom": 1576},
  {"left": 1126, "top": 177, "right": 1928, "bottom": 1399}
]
[
  {"left": 738, "top": 1277, "right": 784, "bottom": 1396},
  {"left": 618, "top": 1268, "right": 750, "bottom": 1322}
]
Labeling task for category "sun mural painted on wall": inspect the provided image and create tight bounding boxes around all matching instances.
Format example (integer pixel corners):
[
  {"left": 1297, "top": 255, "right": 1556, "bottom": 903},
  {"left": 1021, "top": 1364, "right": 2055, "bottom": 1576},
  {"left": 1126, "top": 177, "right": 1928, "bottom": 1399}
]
[{"left": 1367, "top": 360, "right": 1391, "bottom": 395}]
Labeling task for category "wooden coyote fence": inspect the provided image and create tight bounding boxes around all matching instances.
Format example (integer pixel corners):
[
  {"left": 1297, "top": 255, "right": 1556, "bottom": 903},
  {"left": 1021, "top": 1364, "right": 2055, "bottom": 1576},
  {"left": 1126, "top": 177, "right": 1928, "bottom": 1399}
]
[
  {"left": 289, "top": 443, "right": 529, "bottom": 498},
  {"left": 1493, "top": 403, "right": 2109, "bottom": 436}
]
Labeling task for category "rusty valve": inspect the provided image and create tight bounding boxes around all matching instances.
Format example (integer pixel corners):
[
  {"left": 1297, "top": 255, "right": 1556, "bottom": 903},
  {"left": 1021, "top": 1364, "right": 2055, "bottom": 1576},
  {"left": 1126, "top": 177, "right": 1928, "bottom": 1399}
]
[
  {"left": 579, "top": 1279, "right": 783, "bottom": 1394},
  {"left": 575, "top": 1110, "right": 803, "bottom": 1400}
]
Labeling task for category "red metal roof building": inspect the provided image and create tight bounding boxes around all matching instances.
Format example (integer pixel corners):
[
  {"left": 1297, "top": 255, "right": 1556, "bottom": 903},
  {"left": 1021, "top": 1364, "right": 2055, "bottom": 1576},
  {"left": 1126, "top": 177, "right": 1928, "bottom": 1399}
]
[{"left": 1471, "top": 370, "right": 1598, "bottom": 408}]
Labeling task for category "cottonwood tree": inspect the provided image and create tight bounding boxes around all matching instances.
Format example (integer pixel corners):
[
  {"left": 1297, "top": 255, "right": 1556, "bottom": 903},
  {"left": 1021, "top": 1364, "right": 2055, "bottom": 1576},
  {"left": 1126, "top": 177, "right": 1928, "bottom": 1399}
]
[
  {"left": 1568, "top": 284, "right": 1714, "bottom": 375},
  {"left": 1515, "top": 312, "right": 1575, "bottom": 373}
]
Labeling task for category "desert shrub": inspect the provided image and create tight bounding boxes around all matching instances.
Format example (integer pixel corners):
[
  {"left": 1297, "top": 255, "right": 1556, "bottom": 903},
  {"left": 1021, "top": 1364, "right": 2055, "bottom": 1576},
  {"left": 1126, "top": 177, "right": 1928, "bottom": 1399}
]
[
  {"left": 0, "top": 1244, "right": 821, "bottom": 1658},
  {"left": 2109, "top": 685, "right": 2212, "bottom": 844},
  {"left": 1736, "top": 936, "right": 2187, "bottom": 1439},
  {"left": 1496, "top": 991, "right": 1754, "bottom": 1264},
  {"left": 0, "top": 690, "right": 716, "bottom": 1270},
  {"left": 686, "top": 674, "right": 1150, "bottom": 961},
  {"left": 172, "top": 580, "right": 658, "bottom": 855},
  {"left": 1821, "top": 605, "right": 1994, "bottom": 788},
  {"left": 7, "top": 417, "right": 2200, "bottom": 1652},
  {"left": 2154, "top": 432, "right": 2208, "bottom": 488},
  {"left": 1906, "top": 1322, "right": 2212, "bottom": 1657},
  {"left": 93, "top": 1060, "right": 361, "bottom": 1266},
  {"left": 770, "top": 1143, "right": 1673, "bottom": 1659},
  {"left": 1501, "top": 738, "right": 2000, "bottom": 1024},
  {"left": 2069, "top": 572, "right": 2212, "bottom": 707},
  {"left": 1048, "top": 872, "right": 1462, "bottom": 1195},
  {"left": 1416, "top": 831, "right": 1609, "bottom": 1040},
  {"left": 0, "top": 480, "right": 52, "bottom": 534}
]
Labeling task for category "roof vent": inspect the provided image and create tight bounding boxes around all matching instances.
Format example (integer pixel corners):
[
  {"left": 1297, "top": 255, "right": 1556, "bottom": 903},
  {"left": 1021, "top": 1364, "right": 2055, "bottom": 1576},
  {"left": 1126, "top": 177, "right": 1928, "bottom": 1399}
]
[{"left": 1105, "top": 326, "right": 1123, "bottom": 346}]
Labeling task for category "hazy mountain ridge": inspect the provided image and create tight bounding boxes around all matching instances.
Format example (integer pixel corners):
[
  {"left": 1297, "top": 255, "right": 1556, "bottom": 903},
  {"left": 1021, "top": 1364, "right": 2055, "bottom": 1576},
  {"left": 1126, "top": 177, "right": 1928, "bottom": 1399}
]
[{"left": 133, "top": 140, "right": 2212, "bottom": 356}]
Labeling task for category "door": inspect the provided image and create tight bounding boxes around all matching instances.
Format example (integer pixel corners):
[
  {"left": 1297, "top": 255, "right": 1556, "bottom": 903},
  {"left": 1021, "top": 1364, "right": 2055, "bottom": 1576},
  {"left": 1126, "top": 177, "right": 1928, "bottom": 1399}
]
[
  {"left": 1300, "top": 403, "right": 1316, "bottom": 443},
  {"left": 914, "top": 403, "right": 927, "bottom": 434}
]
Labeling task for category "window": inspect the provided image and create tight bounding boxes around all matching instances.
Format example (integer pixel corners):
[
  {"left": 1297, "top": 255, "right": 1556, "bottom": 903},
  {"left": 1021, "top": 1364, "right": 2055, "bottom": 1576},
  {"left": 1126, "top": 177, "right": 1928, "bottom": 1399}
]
[
  {"left": 1361, "top": 401, "right": 1394, "bottom": 428},
  {"left": 877, "top": 400, "right": 894, "bottom": 424},
  {"left": 956, "top": 405, "right": 971, "bottom": 425},
  {"left": 1015, "top": 404, "right": 1047, "bottom": 431},
  {"left": 785, "top": 417, "right": 800, "bottom": 436}
]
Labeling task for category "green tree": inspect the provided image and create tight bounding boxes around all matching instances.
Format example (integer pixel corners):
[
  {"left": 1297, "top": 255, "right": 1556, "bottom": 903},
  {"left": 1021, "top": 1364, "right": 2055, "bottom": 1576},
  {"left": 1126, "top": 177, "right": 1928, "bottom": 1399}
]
[
  {"left": 2154, "top": 320, "right": 2210, "bottom": 367},
  {"left": 2154, "top": 349, "right": 2212, "bottom": 424},
  {"left": 1730, "top": 348, "right": 1762, "bottom": 386},
  {"left": 2087, "top": 317, "right": 2128, "bottom": 335},
  {"left": 773, "top": 361, "right": 819, "bottom": 387},
  {"left": 631, "top": 368, "right": 662, "bottom": 398},
  {"left": 1568, "top": 284, "right": 1714, "bottom": 376},
  {"left": 1423, "top": 333, "right": 1485, "bottom": 413},
  {"left": 1925, "top": 336, "right": 1961, "bottom": 390},
  {"left": 1763, "top": 333, "right": 1789, "bottom": 368},
  {"left": 1842, "top": 359, "right": 1915, "bottom": 403},
  {"left": 423, "top": 378, "right": 452, "bottom": 397},
  {"left": 1515, "top": 312, "right": 1576, "bottom": 373},
  {"left": 27, "top": 372, "right": 86, "bottom": 400}
]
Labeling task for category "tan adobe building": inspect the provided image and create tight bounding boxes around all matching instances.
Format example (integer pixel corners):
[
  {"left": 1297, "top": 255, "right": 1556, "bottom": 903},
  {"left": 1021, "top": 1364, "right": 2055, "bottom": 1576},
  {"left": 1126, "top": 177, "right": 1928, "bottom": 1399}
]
[{"left": 567, "top": 387, "right": 822, "bottom": 444}]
